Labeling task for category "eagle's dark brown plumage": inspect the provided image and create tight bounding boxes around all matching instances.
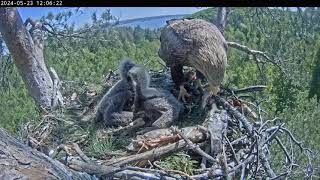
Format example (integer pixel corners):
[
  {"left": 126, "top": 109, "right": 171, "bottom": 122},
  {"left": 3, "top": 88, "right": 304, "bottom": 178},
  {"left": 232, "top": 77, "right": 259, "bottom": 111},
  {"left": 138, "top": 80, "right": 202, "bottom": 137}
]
[{"left": 158, "top": 19, "right": 228, "bottom": 101}]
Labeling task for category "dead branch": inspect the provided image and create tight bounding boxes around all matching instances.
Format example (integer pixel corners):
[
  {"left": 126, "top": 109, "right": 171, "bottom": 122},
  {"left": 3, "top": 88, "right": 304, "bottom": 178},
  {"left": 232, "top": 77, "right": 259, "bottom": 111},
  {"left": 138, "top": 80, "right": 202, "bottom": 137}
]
[
  {"left": 171, "top": 127, "right": 218, "bottom": 164},
  {"left": 68, "top": 158, "right": 122, "bottom": 177},
  {"left": 214, "top": 96, "right": 254, "bottom": 135},
  {"left": 226, "top": 41, "right": 285, "bottom": 74},
  {"left": 230, "top": 85, "right": 267, "bottom": 94},
  {"left": 49, "top": 67, "right": 64, "bottom": 108},
  {"left": 227, "top": 41, "right": 272, "bottom": 63},
  {"left": 204, "top": 106, "right": 228, "bottom": 155},
  {"left": 106, "top": 139, "right": 188, "bottom": 167}
]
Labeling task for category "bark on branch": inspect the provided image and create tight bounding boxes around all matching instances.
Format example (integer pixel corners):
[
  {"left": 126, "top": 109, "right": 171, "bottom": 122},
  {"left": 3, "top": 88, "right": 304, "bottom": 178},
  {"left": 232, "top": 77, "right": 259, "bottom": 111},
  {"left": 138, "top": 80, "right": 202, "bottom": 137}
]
[
  {"left": 0, "top": 128, "right": 93, "bottom": 179},
  {"left": 0, "top": 8, "right": 63, "bottom": 109},
  {"left": 227, "top": 41, "right": 272, "bottom": 63}
]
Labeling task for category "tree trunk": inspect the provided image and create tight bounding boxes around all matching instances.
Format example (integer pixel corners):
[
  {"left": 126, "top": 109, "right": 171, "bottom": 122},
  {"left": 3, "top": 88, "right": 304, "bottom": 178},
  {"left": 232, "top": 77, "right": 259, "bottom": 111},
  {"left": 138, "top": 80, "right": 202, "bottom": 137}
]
[
  {"left": 0, "top": 8, "right": 60, "bottom": 109},
  {"left": 0, "top": 127, "right": 93, "bottom": 179},
  {"left": 214, "top": 7, "right": 231, "bottom": 35}
]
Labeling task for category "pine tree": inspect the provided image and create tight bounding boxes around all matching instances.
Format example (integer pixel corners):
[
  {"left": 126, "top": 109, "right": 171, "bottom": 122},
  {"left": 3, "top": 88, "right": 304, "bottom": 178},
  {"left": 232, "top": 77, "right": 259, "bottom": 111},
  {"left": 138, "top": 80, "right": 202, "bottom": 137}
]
[{"left": 309, "top": 44, "right": 320, "bottom": 101}]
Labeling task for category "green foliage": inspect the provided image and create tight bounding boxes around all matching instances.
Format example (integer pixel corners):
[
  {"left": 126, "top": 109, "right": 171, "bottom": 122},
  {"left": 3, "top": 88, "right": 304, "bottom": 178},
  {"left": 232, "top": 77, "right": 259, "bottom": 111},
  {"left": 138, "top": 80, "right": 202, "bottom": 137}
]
[
  {"left": 85, "top": 134, "right": 121, "bottom": 158},
  {"left": 157, "top": 154, "right": 198, "bottom": 175},
  {"left": 270, "top": 92, "right": 320, "bottom": 178},
  {"left": 0, "top": 64, "right": 39, "bottom": 134},
  {"left": 280, "top": 92, "right": 320, "bottom": 155},
  {"left": 0, "top": 87, "right": 38, "bottom": 133}
]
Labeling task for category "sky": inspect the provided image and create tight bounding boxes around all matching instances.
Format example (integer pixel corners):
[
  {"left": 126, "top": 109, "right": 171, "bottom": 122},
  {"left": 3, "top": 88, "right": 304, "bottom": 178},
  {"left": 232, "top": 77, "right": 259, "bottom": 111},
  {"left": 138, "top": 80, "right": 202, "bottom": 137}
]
[{"left": 18, "top": 7, "right": 205, "bottom": 26}]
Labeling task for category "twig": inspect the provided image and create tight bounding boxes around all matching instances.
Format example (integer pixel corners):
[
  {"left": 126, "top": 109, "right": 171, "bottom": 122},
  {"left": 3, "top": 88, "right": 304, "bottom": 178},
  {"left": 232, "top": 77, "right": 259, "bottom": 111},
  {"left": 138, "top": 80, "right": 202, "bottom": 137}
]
[
  {"left": 72, "top": 143, "right": 91, "bottom": 163},
  {"left": 262, "top": 123, "right": 284, "bottom": 145},
  {"left": 222, "top": 85, "right": 267, "bottom": 96},
  {"left": 224, "top": 134, "right": 240, "bottom": 164},
  {"left": 214, "top": 96, "right": 254, "bottom": 135},
  {"left": 280, "top": 127, "right": 304, "bottom": 152},
  {"left": 227, "top": 41, "right": 285, "bottom": 74},
  {"left": 200, "top": 146, "right": 210, "bottom": 168},
  {"left": 171, "top": 127, "right": 218, "bottom": 164},
  {"left": 227, "top": 41, "right": 272, "bottom": 63},
  {"left": 220, "top": 145, "right": 231, "bottom": 180},
  {"left": 275, "top": 137, "right": 292, "bottom": 164},
  {"left": 105, "top": 139, "right": 188, "bottom": 167},
  {"left": 259, "top": 148, "right": 276, "bottom": 178},
  {"left": 258, "top": 117, "right": 280, "bottom": 133},
  {"left": 240, "top": 164, "right": 246, "bottom": 180},
  {"left": 49, "top": 67, "right": 64, "bottom": 108}
]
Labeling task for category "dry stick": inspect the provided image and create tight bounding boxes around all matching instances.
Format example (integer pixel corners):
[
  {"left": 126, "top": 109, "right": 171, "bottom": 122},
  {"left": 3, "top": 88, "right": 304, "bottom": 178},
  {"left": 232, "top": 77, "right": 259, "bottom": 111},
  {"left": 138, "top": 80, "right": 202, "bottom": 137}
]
[
  {"left": 226, "top": 41, "right": 285, "bottom": 75},
  {"left": 105, "top": 139, "right": 188, "bottom": 167},
  {"left": 50, "top": 144, "right": 69, "bottom": 158},
  {"left": 192, "top": 155, "right": 256, "bottom": 179},
  {"left": 215, "top": 96, "right": 277, "bottom": 178},
  {"left": 258, "top": 117, "right": 280, "bottom": 133},
  {"left": 69, "top": 157, "right": 181, "bottom": 179},
  {"left": 231, "top": 155, "right": 255, "bottom": 174},
  {"left": 227, "top": 41, "right": 272, "bottom": 63},
  {"left": 280, "top": 127, "right": 311, "bottom": 153},
  {"left": 200, "top": 146, "right": 210, "bottom": 169},
  {"left": 72, "top": 143, "right": 91, "bottom": 163},
  {"left": 259, "top": 148, "right": 276, "bottom": 178},
  {"left": 214, "top": 96, "right": 253, "bottom": 135},
  {"left": 240, "top": 164, "right": 246, "bottom": 180},
  {"left": 220, "top": 145, "right": 231, "bottom": 180},
  {"left": 228, "top": 85, "right": 267, "bottom": 95},
  {"left": 113, "top": 169, "right": 175, "bottom": 180},
  {"left": 125, "top": 166, "right": 180, "bottom": 178},
  {"left": 68, "top": 158, "right": 122, "bottom": 176},
  {"left": 105, "top": 118, "right": 145, "bottom": 135},
  {"left": 258, "top": 130, "right": 276, "bottom": 178},
  {"left": 191, "top": 169, "right": 224, "bottom": 179},
  {"left": 253, "top": 136, "right": 260, "bottom": 179},
  {"left": 275, "top": 137, "right": 292, "bottom": 164},
  {"left": 170, "top": 127, "right": 219, "bottom": 164},
  {"left": 224, "top": 134, "right": 240, "bottom": 164},
  {"left": 230, "top": 136, "right": 247, "bottom": 146},
  {"left": 49, "top": 67, "right": 64, "bottom": 107},
  {"left": 262, "top": 124, "right": 284, "bottom": 146}
]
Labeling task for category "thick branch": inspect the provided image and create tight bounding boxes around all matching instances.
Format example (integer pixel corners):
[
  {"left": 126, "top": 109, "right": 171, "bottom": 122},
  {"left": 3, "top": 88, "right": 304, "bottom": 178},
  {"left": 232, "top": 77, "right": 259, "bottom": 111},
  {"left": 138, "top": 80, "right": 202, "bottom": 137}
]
[
  {"left": 0, "top": 8, "right": 60, "bottom": 108},
  {"left": 0, "top": 128, "right": 93, "bottom": 179}
]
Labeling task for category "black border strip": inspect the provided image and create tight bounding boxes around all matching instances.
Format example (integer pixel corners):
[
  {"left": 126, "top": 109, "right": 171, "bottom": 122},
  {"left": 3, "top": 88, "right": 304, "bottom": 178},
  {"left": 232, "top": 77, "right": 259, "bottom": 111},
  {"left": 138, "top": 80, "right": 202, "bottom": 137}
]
[{"left": 6, "top": 0, "right": 320, "bottom": 7}]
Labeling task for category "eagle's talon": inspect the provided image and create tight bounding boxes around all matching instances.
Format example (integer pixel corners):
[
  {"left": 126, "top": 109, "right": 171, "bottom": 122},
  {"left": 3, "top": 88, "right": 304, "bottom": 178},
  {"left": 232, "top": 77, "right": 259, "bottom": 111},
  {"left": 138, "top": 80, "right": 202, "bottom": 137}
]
[
  {"left": 201, "top": 85, "right": 221, "bottom": 109},
  {"left": 193, "top": 79, "right": 202, "bottom": 90},
  {"left": 201, "top": 91, "right": 212, "bottom": 109},
  {"left": 208, "top": 85, "right": 220, "bottom": 96},
  {"left": 178, "top": 85, "right": 191, "bottom": 102}
]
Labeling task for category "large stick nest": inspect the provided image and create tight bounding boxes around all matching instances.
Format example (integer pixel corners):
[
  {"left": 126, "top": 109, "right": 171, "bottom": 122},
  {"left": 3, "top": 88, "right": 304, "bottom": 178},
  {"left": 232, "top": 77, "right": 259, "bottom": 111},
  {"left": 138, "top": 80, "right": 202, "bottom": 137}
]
[{"left": 20, "top": 69, "right": 316, "bottom": 179}]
